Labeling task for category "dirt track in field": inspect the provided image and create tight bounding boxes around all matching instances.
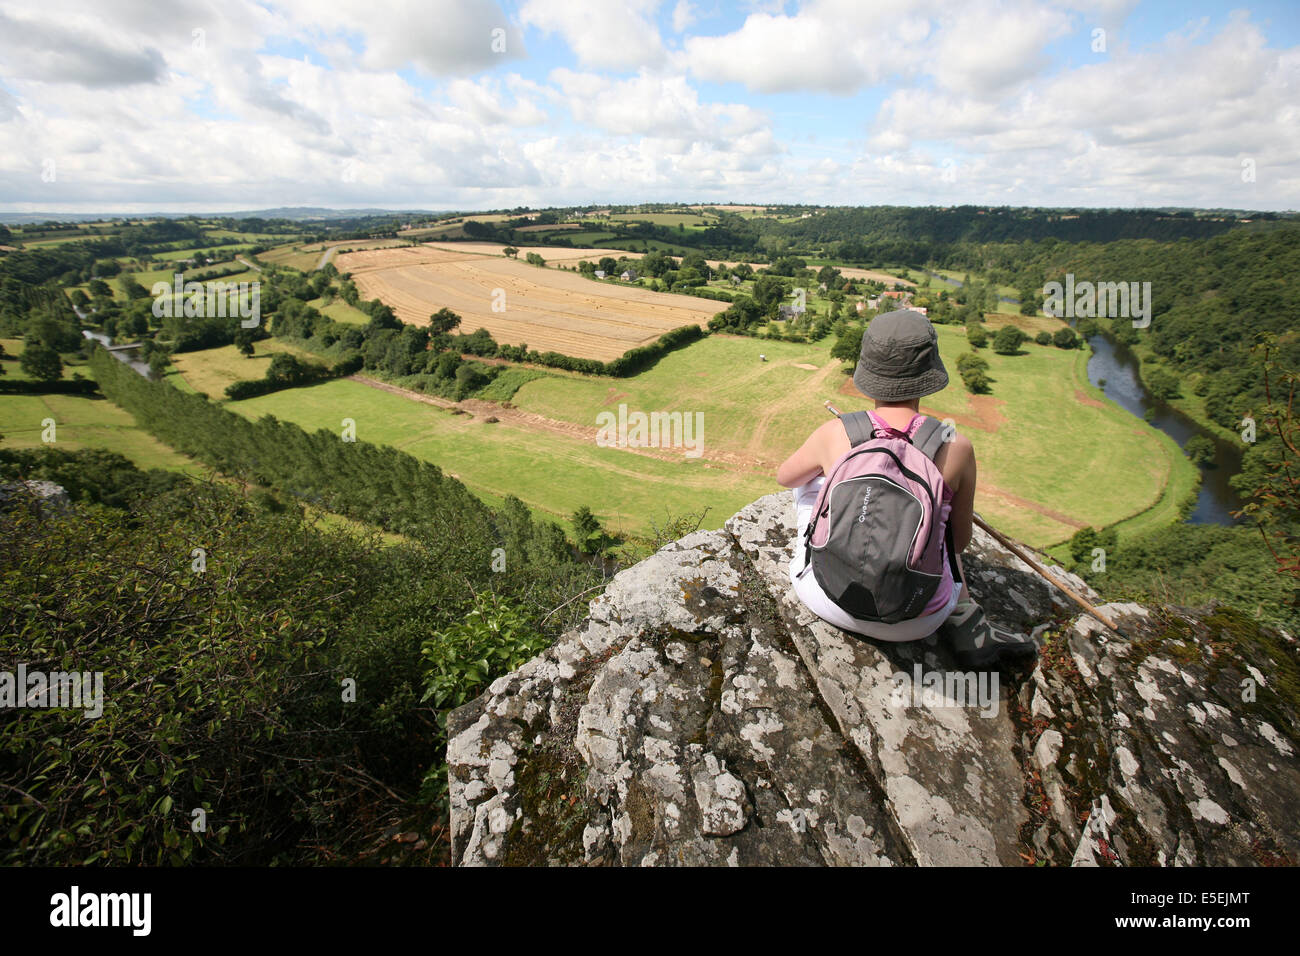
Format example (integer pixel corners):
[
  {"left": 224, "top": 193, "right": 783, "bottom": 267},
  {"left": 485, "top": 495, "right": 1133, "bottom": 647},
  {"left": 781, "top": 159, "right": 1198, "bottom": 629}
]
[
  {"left": 348, "top": 369, "right": 1082, "bottom": 528},
  {"left": 346, "top": 374, "right": 778, "bottom": 472}
]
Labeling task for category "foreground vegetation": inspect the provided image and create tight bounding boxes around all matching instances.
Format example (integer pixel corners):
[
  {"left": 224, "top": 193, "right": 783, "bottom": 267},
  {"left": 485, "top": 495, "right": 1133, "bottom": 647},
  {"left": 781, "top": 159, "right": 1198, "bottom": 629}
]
[{"left": 0, "top": 440, "right": 600, "bottom": 865}]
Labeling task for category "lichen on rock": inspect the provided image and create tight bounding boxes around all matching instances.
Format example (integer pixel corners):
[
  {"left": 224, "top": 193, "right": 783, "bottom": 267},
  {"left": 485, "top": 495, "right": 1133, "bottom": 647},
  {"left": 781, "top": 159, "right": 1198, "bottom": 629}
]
[{"left": 447, "top": 492, "right": 1300, "bottom": 867}]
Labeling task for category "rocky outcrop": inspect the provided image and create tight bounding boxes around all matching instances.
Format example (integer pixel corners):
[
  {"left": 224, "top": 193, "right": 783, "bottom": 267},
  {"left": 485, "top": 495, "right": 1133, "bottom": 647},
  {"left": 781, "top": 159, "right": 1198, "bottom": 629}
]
[
  {"left": 0, "top": 480, "right": 72, "bottom": 518},
  {"left": 447, "top": 492, "right": 1300, "bottom": 867}
]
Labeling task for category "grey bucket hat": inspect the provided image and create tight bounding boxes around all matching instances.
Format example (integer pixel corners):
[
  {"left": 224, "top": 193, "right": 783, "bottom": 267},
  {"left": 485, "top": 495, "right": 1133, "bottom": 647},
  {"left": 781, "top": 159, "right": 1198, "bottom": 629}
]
[{"left": 853, "top": 309, "right": 949, "bottom": 401}]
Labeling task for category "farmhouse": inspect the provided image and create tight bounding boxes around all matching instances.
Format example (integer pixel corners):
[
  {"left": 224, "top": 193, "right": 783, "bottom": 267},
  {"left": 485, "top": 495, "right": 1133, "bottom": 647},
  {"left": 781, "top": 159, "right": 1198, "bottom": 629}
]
[
  {"left": 878, "top": 290, "right": 913, "bottom": 310},
  {"left": 620, "top": 269, "right": 637, "bottom": 281},
  {"left": 594, "top": 269, "right": 606, "bottom": 279}
]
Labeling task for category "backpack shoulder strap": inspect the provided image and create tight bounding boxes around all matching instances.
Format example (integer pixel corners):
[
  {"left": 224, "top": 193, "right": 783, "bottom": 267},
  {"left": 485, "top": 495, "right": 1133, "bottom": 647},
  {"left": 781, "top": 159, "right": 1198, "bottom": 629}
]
[
  {"left": 910, "top": 415, "right": 950, "bottom": 462},
  {"left": 838, "top": 410, "right": 877, "bottom": 447}
]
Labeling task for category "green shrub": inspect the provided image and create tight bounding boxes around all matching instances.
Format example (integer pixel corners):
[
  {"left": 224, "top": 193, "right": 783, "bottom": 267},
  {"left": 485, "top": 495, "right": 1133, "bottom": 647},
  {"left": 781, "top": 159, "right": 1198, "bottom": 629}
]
[{"left": 992, "top": 325, "right": 1026, "bottom": 355}]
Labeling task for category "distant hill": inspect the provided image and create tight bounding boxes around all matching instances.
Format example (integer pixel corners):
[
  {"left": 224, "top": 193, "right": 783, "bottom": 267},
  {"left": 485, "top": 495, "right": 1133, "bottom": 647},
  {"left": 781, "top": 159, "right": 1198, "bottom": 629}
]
[{"left": 0, "top": 207, "right": 445, "bottom": 225}]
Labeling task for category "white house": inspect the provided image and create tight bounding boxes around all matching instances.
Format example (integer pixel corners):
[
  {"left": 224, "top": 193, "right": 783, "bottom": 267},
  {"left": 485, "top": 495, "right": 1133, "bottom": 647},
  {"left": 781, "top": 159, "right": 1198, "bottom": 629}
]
[{"left": 594, "top": 270, "right": 606, "bottom": 279}]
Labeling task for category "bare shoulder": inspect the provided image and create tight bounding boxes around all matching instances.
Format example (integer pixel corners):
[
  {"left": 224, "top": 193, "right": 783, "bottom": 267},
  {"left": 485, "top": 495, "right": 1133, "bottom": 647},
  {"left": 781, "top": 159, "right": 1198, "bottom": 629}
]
[
  {"left": 816, "top": 417, "right": 846, "bottom": 441},
  {"left": 945, "top": 430, "right": 974, "bottom": 461},
  {"left": 934, "top": 429, "right": 975, "bottom": 480}
]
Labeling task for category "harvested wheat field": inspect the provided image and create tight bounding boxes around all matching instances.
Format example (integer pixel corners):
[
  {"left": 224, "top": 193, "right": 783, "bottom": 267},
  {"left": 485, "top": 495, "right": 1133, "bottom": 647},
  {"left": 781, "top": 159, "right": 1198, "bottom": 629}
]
[{"left": 335, "top": 245, "right": 719, "bottom": 361}]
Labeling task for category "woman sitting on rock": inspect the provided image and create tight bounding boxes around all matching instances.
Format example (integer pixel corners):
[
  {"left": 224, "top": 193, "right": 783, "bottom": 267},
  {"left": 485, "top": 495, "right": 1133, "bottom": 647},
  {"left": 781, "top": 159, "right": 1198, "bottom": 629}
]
[{"left": 776, "top": 309, "right": 1037, "bottom": 669}]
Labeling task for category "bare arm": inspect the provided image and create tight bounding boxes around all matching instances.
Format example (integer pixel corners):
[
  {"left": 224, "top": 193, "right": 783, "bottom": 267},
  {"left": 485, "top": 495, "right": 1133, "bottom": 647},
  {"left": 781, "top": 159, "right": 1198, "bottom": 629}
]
[
  {"left": 776, "top": 420, "right": 837, "bottom": 488},
  {"left": 945, "top": 436, "right": 977, "bottom": 554}
]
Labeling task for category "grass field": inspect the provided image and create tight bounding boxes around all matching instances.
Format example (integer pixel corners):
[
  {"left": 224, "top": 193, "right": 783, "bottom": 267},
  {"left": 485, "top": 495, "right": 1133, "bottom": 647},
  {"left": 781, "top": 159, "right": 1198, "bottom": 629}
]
[
  {"left": 205, "top": 230, "right": 299, "bottom": 242},
  {"left": 983, "top": 311, "right": 1069, "bottom": 335},
  {"left": 153, "top": 245, "right": 258, "bottom": 262},
  {"left": 307, "top": 297, "right": 370, "bottom": 325},
  {"left": 608, "top": 212, "right": 715, "bottom": 230},
  {"left": 929, "top": 268, "right": 1021, "bottom": 301},
  {"left": 0, "top": 339, "right": 199, "bottom": 473},
  {"left": 168, "top": 339, "right": 322, "bottom": 399},
  {"left": 546, "top": 231, "right": 618, "bottom": 245},
  {"left": 19, "top": 236, "right": 94, "bottom": 247},
  {"left": 258, "top": 243, "right": 328, "bottom": 272},
  {"left": 224, "top": 376, "right": 774, "bottom": 540},
  {"left": 507, "top": 327, "right": 1193, "bottom": 547},
  {"left": 170, "top": 321, "right": 1196, "bottom": 549},
  {"left": 0, "top": 392, "right": 200, "bottom": 472}
]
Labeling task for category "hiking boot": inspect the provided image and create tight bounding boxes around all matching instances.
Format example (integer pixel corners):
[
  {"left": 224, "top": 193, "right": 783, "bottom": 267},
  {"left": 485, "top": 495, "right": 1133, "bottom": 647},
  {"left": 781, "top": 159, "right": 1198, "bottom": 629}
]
[{"left": 938, "top": 594, "right": 1038, "bottom": 669}]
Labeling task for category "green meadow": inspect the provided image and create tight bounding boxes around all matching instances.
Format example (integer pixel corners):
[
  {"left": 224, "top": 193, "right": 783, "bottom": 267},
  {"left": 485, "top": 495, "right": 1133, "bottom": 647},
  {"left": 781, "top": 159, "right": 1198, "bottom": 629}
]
[
  {"left": 226, "top": 377, "right": 774, "bottom": 540},
  {"left": 168, "top": 339, "right": 322, "bottom": 399},
  {"left": 307, "top": 297, "right": 370, "bottom": 325},
  {"left": 608, "top": 212, "right": 715, "bottom": 230},
  {"left": 0, "top": 339, "right": 198, "bottom": 473},
  {"left": 510, "top": 326, "right": 1191, "bottom": 546},
  {"left": 162, "top": 321, "right": 1197, "bottom": 549}
]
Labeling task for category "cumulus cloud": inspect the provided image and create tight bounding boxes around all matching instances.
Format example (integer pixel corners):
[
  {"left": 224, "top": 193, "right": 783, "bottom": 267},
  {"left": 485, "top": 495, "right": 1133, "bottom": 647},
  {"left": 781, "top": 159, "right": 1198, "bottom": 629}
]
[
  {"left": 553, "top": 69, "right": 770, "bottom": 144},
  {"left": 312, "top": 0, "right": 528, "bottom": 76},
  {"left": 672, "top": 1, "right": 697, "bottom": 33},
  {"left": 929, "top": 1, "right": 1073, "bottom": 95},
  {"left": 681, "top": 0, "right": 1119, "bottom": 96},
  {"left": 521, "top": 0, "right": 665, "bottom": 70},
  {"left": 856, "top": 13, "right": 1300, "bottom": 206},
  {"left": 0, "top": 9, "right": 167, "bottom": 88},
  {"left": 0, "top": 0, "right": 1293, "bottom": 211}
]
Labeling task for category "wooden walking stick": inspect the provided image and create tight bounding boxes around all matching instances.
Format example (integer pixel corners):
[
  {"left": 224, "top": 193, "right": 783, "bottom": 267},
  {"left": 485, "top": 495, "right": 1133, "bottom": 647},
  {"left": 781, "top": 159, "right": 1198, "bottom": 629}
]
[{"left": 822, "top": 400, "right": 1129, "bottom": 639}]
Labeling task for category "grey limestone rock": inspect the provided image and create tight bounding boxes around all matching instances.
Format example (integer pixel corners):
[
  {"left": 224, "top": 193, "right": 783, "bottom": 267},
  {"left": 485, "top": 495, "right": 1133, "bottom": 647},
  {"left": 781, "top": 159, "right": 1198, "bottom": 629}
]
[{"left": 447, "top": 492, "right": 1299, "bottom": 867}]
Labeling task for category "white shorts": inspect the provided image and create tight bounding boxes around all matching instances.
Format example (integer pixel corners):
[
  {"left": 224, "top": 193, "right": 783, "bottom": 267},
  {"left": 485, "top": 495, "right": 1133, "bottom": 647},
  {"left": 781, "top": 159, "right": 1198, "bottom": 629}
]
[{"left": 788, "top": 477, "right": 961, "bottom": 643}]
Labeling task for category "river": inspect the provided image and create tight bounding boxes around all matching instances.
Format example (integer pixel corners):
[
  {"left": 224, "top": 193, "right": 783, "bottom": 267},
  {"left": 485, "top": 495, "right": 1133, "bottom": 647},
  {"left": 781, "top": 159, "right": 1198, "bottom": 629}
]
[
  {"left": 923, "top": 270, "right": 1244, "bottom": 526},
  {"left": 1083, "top": 335, "right": 1244, "bottom": 525},
  {"left": 81, "top": 328, "right": 153, "bottom": 379}
]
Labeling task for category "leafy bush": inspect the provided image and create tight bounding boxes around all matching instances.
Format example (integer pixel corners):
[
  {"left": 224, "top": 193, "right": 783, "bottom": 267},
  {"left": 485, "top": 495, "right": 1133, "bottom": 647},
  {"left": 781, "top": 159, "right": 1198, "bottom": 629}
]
[
  {"left": 956, "top": 351, "right": 990, "bottom": 393},
  {"left": 1053, "top": 327, "right": 1079, "bottom": 349},
  {"left": 992, "top": 325, "right": 1026, "bottom": 355},
  {"left": 420, "top": 593, "right": 549, "bottom": 712},
  {"left": 1184, "top": 435, "right": 1217, "bottom": 467}
]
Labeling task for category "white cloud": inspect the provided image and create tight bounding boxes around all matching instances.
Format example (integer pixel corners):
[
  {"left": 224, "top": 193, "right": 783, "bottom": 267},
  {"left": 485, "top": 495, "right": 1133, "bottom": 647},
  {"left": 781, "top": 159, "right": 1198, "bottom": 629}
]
[
  {"left": 680, "top": 0, "right": 931, "bottom": 94},
  {"left": 0, "top": 0, "right": 1295, "bottom": 211},
  {"left": 520, "top": 0, "right": 665, "bottom": 70},
  {"left": 672, "top": 0, "right": 696, "bottom": 33},
  {"left": 680, "top": 0, "right": 1118, "bottom": 96},
  {"left": 553, "top": 69, "right": 770, "bottom": 146},
  {"left": 0, "top": 8, "right": 167, "bottom": 88},
  {"left": 855, "top": 12, "right": 1300, "bottom": 206},
  {"left": 446, "top": 76, "right": 550, "bottom": 127},
  {"left": 929, "top": 1, "right": 1073, "bottom": 95}
]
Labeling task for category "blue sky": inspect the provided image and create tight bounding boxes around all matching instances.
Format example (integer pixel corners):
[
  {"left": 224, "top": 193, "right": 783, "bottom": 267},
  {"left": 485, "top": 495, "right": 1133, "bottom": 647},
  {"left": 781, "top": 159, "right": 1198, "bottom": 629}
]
[{"left": 0, "top": 0, "right": 1296, "bottom": 213}]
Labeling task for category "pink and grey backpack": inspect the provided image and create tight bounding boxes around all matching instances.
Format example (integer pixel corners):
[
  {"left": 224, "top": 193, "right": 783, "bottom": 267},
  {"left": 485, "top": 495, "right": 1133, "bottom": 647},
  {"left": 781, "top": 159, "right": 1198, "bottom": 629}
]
[{"left": 799, "top": 411, "right": 962, "bottom": 624}]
